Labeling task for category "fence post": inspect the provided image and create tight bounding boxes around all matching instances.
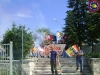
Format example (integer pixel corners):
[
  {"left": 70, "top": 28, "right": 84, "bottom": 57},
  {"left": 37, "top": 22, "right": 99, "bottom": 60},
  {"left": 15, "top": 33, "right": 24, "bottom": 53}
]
[{"left": 10, "top": 41, "right": 13, "bottom": 75}]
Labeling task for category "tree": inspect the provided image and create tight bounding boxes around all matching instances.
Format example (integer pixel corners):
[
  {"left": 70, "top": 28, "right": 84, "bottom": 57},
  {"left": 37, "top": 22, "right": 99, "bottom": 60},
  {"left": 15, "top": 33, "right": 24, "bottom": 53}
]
[
  {"left": 64, "top": 0, "right": 100, "bottom": 52},
  {"left": 63, "top": 0, "right": 87, "bottom": 48},
  {"left": 2, "top": 22, "right": 33, "bottom": 60},
  {"left": 35, "top": 27, "right": 52, "bottom": 35},
  {"left": 85, "top": 12, "right": 100, "bottom": 52}
]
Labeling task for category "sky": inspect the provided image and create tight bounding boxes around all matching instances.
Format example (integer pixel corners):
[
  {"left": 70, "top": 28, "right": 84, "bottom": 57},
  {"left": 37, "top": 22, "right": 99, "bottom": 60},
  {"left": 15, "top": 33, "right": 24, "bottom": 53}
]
[{"left": 0, "top": 0, "right": 70, "bottom": 41}]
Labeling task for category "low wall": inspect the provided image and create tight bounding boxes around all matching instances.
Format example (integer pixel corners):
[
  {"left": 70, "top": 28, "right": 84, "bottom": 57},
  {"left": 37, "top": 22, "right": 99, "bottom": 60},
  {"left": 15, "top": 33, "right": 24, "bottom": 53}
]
[
  {"left": 0, "top": 57, "right": 37, "bottom": 75},
  {"left": 88, "top": 58, "right": 100, "bottom": 75},
  {"left": 14, "top": 57, "right": 38, "bottom": 75}
]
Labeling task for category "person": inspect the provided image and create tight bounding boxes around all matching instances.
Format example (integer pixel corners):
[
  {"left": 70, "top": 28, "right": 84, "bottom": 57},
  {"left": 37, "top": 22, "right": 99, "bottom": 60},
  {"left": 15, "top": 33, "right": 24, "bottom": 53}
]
[
  {"left": 74, "top": 46, "right": 84, "bottom": 73},
  {"left": 32, "top": 47, "right": 36, "bottom": 57},
  {"left": 50, "top": 47, "right": 59, "bottom": 75},
  {"left": 33, "top": 46, "right": 37, "bottom": 57},
  {"left": 40, "top": 45, "right": 44, "bottom": 58},
  {"left": 61, "top": 44, "right": 68, "bottom": 58},
  {"left": 64, "top": 44, "right": 68, "bottom": 51}
]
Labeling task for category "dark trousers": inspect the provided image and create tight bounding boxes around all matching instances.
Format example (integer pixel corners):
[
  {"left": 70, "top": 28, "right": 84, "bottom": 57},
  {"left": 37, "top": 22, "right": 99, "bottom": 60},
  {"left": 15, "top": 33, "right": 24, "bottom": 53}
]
[
  {"left": 76, "top": 59, "right": 83, "bottom": 72},
  {"left": 50, "top": 61, "right": 58, "bottom": 75}
]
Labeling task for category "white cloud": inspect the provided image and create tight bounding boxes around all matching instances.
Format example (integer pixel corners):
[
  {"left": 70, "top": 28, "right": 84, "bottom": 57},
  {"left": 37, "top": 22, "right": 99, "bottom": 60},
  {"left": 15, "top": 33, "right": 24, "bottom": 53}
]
[
  {"left": 13, "top": 13, "right": 32, "bottom": 18},
  {"left": 34, "top": 12, "right": 47, "bottom": 27},
  {"left": 31, "top": 2, "right": 48, "bottom": 28},
  {"left": 0, "top": 0, "right": 49, "bottom": 41}
]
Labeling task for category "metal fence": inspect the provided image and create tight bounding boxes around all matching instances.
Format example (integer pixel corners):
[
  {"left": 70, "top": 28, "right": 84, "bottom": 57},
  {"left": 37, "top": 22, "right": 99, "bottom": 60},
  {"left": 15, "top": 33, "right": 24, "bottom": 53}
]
[{"left": 0, "top": 41, "right": 13, "bottom": 75}]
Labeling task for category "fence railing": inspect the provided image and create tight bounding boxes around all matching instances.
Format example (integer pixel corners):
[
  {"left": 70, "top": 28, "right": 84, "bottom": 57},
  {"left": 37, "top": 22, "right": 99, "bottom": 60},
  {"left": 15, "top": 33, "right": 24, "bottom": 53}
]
[{"left": 0, "top": 41, "right": 13, "bottom": 75}]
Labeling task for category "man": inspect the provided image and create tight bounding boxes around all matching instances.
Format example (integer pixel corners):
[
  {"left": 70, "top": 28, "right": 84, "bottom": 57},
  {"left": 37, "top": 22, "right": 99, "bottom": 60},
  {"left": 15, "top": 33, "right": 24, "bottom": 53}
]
[
  {"left": 74, "top": 46, "right": 84, "bottom": 73},
  {"left": 62, "top": 44, "right": 68, "bottom": 57},
  {"left": 32, "top": 46, "right": 36, "bottom": 57},
  {"left": 50, "top": 47, "right": 59, "bottom": 75}
]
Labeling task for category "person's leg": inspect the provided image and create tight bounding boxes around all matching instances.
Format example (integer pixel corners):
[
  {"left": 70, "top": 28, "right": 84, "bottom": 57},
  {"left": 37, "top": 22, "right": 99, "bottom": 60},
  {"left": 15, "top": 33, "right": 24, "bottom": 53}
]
[
  {"left": 32, "top": 52, "right": 34, "bottom": 57},
  {"left": 79, "top": 60, "right": 83, "bottom": 72},
  {"left": 54, "top": 61, "right": 58, "bottom": 75},
  {"left": 34, "top": 52, "right": 36, "bottom": 57},
  {"left": 50, "top": 61, "right": 54, "bottom": 74},
  {"left": 76, "top": 59, "right": 79, "bottom": 71},
  {"left": 62, "top": 48, "right": 66, "bottom": 58}
]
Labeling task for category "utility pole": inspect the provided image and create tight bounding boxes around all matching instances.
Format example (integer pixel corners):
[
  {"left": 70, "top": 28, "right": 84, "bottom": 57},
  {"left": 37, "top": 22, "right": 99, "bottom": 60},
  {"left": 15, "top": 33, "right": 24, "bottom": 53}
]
[{"left": 22, "top": 26, "right": 24, "bottom": 75}]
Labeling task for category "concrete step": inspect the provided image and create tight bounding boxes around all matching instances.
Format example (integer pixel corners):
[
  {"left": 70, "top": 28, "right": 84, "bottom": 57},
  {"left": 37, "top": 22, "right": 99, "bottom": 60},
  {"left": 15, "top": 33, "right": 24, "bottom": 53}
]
[
  {"left": 32, "top": 73, "right": 92, "bottom": 75},
  {"left": 35, "top": 63, "right": 88, "bottom": 67},
  {"left": 34, "top": 58, "right": 91, "bottom": 75},
  {"left": 38, "top": 58, "right": 76, "bottom": 60},
  {"left": 33, "top": 70, "right": 92, "bottom": 75},
  {"left": 37, "top": 58, "right": 87, "bottom": 63},
  {"left": 34, "top": 69, "right": 91, "bottom": 73},
  {"left": 34, "top": 67, "right": 90, "bottom": 70},
  {"left": 35, "top": 62, "right": 88, "bottom": 65},
  {"left": 38, "top": 58, "right": 86, "bottom": 60}
]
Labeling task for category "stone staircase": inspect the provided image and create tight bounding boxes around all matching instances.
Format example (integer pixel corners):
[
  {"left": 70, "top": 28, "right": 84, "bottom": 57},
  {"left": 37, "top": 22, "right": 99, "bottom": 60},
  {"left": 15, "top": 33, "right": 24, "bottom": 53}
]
[{"left": 33, "top": 57, "right": 92, "bottom": 75}]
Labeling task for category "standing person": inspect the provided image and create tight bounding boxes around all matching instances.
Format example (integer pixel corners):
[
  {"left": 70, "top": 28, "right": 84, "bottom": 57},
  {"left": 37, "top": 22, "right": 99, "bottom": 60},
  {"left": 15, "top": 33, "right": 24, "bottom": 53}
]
[
  {"left": 50, "top": 47, "right": 59, "bottom": 75},
  {"left": 62, "top": 44, "right": 68, "bottom": 57},
  {"left": 74, "top": 46, "right": 84, "bottom": 73},
  {"left": 32, "top": 48, "right": 35, "bottom": 57},
  {"left": 64, "top": 44, "right": 68, "bottom": 51},
  {"left": 33, "top": 46, "right": 37, "bottom": 57}
]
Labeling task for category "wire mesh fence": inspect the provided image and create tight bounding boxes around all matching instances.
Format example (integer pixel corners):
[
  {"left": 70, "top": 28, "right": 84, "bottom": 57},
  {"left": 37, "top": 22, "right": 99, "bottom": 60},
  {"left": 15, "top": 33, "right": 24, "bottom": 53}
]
[{"left": 0, "top": 42, "right": 12, "bottom": 75}]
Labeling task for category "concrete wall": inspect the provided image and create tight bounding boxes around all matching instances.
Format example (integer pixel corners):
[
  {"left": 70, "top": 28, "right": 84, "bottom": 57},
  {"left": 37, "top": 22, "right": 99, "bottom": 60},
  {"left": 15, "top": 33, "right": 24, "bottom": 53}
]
[
  {"left": 93, "top": 43, "right": 100, "bottom": 52},
  {"left": 0, "top": 57, "right": 38, "bottom": 75},
  {"left": 88, "top": 58, "right": 100, "bottom": 75},
  {"left": 51, "top": 44, "right": 100, "bottom": 53},
  {"left": 13, "top": 57, "right": 38, "bottom": 75}
]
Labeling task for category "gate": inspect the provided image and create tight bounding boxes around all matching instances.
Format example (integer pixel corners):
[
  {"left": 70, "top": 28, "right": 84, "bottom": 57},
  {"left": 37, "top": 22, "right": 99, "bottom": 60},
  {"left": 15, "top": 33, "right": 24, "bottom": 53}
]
[{"left": 0, "top": 41, "right": 13, "bottom": 75}]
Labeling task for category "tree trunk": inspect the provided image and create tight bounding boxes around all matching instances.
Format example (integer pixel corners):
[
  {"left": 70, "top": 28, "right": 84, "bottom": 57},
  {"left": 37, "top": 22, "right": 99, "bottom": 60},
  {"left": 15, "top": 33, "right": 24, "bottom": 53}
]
[{"left": 91, "top": 40, "right": 94, "bottom": 53}]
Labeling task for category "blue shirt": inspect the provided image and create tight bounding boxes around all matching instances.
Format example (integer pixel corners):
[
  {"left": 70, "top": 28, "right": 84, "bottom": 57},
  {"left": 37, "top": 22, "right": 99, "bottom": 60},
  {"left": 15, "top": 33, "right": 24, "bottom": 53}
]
[
  {"left": 50, "top": 51, "right": 57, "bottom": 61},
  {"left": 76, "top": 50, "right": 83, "bottom": 60}
]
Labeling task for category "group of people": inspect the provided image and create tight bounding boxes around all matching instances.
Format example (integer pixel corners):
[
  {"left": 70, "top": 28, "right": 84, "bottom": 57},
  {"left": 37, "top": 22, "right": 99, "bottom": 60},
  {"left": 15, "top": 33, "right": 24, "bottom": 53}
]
[
  {"left": 32, "top": 44, "right": 84, "bottom": 75},
  {"left": 49, "top": 45, "right": 84, "bottom": 75},
  {"left": 31, "top": 46, "right": 45, "bottom": 58}
]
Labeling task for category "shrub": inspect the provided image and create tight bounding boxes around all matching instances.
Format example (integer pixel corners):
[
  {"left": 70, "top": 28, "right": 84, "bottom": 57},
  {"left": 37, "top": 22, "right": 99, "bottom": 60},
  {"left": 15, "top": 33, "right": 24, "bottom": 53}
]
[{"left": 84, "top": 52, "right": 100, "bottom": 58}]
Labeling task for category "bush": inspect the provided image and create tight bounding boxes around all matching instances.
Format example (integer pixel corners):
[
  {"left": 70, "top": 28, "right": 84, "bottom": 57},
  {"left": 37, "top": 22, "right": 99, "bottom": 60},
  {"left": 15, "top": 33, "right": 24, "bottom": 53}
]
[{"left": 84, "top": 52, "right": 100, "bottom": 58}]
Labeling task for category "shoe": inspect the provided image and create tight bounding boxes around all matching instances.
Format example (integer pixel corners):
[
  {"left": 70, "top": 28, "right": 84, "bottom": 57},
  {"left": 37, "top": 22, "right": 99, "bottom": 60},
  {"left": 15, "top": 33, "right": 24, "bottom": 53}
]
[
  {"left": 76, "top": 68, "right": 78, "bottom": 71},
  {"left": 76, "top": 69, "right": 80, "bottom": 72}
]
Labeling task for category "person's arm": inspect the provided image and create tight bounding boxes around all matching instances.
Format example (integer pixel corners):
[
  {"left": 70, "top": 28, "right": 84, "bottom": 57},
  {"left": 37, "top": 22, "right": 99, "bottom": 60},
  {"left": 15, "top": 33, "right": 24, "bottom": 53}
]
[
  {"left": 74, "top": 52, "right": 79, "bottom": 56},
  {"left": 57, "top": 55, "right": 59, "bottom": 62},
  {"left": 74, "top": 54, "right": 77, "bottom": 56},
  {"left": 56, "top": 51, "right": 59, "bottom": 62}
]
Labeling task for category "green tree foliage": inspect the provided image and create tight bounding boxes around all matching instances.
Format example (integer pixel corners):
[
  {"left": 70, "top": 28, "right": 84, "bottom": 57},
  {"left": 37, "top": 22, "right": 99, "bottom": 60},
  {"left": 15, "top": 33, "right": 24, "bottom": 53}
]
[
  {"left": 64, "top": 0, "right": 100, "bottom": 52},
  {"left": 2, "top": 23, "right": 33, "bottom": 60},
  {"left": 85, "top": 12, "right": 100, "bottom": 52},
  {"left": 35, "top": 27, "right": 52, "bottom": 35},
  {"left": 63, "top": 0, "right": 87, "bottom": 48}
]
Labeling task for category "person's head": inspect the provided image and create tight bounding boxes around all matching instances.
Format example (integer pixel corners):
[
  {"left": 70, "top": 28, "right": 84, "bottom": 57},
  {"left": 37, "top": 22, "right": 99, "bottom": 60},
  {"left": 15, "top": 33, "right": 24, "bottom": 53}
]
[{"left": 51, "top": 47, "right": 54, "bottom": 51}]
